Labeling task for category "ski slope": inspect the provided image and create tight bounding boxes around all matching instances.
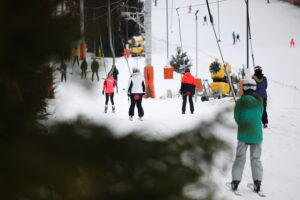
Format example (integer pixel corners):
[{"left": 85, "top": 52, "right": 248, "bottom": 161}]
[{"left": 49, "top": 0, "right": 300, "bottom": 199}]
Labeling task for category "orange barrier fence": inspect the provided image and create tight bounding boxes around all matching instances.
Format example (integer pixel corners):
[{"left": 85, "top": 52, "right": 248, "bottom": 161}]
[
  {"left": 164, "top": 67, "right": 174, "bottom": 79},
  {"left": 124, "top": 48, "right": 131, "bottom": 58},
  {"left": 80, "top": 41, "right": 86, "bottom": 60},
  {"left": 144, "top": 66, "right": 155, "bottom": 98},
  {"left": 195, "top": 78, "right": 203, "bottom": 92}
]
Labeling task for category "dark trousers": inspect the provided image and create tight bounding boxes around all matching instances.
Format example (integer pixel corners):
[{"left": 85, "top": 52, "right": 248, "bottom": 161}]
[
  {"left": 129, "top": 94, "right": 144, "bottom": 117},
  {"left": 92, "top": 71, "right": 99, "bottom": 81},
  {"left": 182, "top": 94, "right": 194, "bottom": 113},
  {"left": 73, "top": 56, "right": 79, "bottom": 66},
  {"left": 81, "top": 70, "right": 86, "bottom": 79},
  {"left": 105, "top": 93, "right": 114, "bottom": 105},
  {"left": 61, "top": 73, "right": 66, "bottom": 82},
  {"left": 262, "top": 98, "right": 268, "bottom": 125}
]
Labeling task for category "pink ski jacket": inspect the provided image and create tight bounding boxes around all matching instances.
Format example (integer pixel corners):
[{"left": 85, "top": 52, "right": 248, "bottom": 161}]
[{"left": 103, "top": 76, "right": 116, "bottom": 94}]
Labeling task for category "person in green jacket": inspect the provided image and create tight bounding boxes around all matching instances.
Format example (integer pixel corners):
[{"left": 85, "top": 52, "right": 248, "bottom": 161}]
[{"left": 230, "top": 79, "right": 264, "bottom": 193}]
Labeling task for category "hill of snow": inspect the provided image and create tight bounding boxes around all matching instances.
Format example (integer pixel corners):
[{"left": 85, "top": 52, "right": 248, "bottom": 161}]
[{"left": 49, "top": 0, "right": 300, "bottom": 199}]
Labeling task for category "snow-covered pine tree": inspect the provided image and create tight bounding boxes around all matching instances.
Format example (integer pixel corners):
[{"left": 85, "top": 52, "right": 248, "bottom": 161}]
[{"left": 169, "top": 47, "right": 192, "bottom": 74}]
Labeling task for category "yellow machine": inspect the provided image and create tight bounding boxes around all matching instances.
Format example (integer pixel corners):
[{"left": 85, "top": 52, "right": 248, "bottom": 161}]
[
  {"left": 128, "top": 35, "right": 144, "bottom": 56},
  {"left": 209, "top": 60, "right": 232, "bottom": 95}
]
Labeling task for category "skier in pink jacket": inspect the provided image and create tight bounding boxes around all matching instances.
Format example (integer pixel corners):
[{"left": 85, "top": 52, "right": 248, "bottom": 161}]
[{"left": 102, "top": 76, "right": 116, "bottom": 113}]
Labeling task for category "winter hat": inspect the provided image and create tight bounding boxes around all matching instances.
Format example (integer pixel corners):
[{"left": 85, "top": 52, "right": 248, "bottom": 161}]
[
  {"left": 243, "top": 79, "right": 256, "bottom": 91},
  {"left": 254, "top": 66, "right": 262, "bottom": 71},
  {"left": 184, "top": 67, "right": 190, "bottom": 73}
]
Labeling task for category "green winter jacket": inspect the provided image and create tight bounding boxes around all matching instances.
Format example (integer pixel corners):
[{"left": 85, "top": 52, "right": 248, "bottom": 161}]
[{"left": 234, "top": 93, "right": 263, "bottom": 143}]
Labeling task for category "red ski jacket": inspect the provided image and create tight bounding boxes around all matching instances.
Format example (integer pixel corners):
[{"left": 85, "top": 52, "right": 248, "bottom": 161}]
[
  {"left": 180, "top": 72, "right": 196, "bottom": 95},
  {"left": 103, "top": 76, "right": 116, "bottom": 94}
]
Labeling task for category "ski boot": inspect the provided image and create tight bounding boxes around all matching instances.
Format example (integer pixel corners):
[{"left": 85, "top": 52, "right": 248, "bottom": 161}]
[
  {"left": 263, "top": 124, "right": 268, "bottom": 128},
  {"left": 112, "top": 105, "right": 115, "bottom": 113},
  {"left": 138, "top": 116, "right": 143, "bottom": 121},
  {"left": 104, "top": 105, "right": 108, "bottom": 113},
  {"left": 129, "top": 116, "right": 133, "bottom": 121},
  {"left": 253, "top": 180, "right": 261, "bottom": 193},
  {"left": 231, "top": 180, "right": 240, "bottom": 191}
]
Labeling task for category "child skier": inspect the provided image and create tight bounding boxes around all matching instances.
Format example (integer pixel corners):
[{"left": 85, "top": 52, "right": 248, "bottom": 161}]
[
  {"left": 127, "top": 67, "right": 145, "bottom": 121},
  {"left": 230, "top": 79, "right": 264, "bottom": 193},
  {"left": 290, "top": 38, "right": 295, "bottom": 48},
  {"left": 102, "top": 76, "right": 116, "bottom": 113}
]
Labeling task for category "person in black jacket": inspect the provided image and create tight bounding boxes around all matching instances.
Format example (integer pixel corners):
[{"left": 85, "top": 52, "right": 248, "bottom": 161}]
[
  {"left": 80, "top": 59, "right": 87, "bottom": 79},
  {"left": 180, "top": 68, "right": 196, "bottom": 114},
  {"left": 112, "top": 66, "right": 119, "bottom": 92},
  {"left": 60, "top": 61, "right": 67, "bottom": 82},
  {"left": 91, "top": 57, "right": 99, "bottom": 82}
]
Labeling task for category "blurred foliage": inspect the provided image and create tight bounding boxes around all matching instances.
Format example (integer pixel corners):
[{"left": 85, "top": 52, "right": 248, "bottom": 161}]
[
  {"left": 0, "top": 116, "right": 229, "bottom": 200},
  {"left": 0, "top": 0, "right": 80, "bottom": 138},
  {"left": 0, "top": 0, "right": 230, "bottom": 199}
]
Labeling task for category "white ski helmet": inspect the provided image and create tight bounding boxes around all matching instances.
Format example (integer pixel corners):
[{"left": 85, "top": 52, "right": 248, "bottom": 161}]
[{"left": 243, "top": 79, "right": 256, "bottom": 91}]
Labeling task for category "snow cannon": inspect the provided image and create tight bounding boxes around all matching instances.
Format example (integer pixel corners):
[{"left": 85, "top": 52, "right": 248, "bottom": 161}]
[
  {"left": 209, "top": 60, "right": 232, "bottom": 95},
  {"left": 127, "top": 35, "right": 144, "bottom": 56}
]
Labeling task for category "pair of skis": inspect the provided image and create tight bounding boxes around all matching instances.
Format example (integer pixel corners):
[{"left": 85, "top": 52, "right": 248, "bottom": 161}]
[{"left": 226, "top": 182, "right": 266, "bottom": 197}]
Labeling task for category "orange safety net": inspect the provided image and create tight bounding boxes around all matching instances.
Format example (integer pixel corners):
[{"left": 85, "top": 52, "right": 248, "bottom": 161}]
[
  {"left": 80, "top": 41, "right": 86, "bottom": 60},
  {"left": 195, "top": 78, "right": 203, "bottom": 92},
  {"left": 144, "top": 66, "right": 155, "bottom": 98},
  {"left": 164, "top": 67, "right": 174, "bottom": 79}
]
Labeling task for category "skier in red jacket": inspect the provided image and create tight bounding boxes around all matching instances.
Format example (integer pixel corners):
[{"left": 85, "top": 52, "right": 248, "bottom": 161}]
[
  {"left": 102, "top": 76, "right": 116, "bottom": 113},
  {"left": 290, "top": 38, "right": 295, "bottom": 48},
  {"left": 179, "top": 68, "right": 196, "bottom": 114}
]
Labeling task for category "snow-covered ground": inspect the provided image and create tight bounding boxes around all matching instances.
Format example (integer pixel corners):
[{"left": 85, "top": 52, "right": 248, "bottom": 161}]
[{"left": 49, "top": 0, "right": 300, "bottom": 199}]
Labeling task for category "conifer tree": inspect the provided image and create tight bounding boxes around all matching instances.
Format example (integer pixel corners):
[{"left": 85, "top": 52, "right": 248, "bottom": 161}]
[{"left": 170, "top": 47, "right": 192, "bottom": 74}]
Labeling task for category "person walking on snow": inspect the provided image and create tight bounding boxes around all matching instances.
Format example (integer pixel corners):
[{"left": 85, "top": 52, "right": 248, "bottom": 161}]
[
  {"left": 60, "top": 60, "right": 67, "bottom": 82},
  {"left": 180, "top": 68, "right": 196, "bottom": 114},
  {"left": 236, "top": 33, "right": 240, "bottom": 42},
  {"left": 203, "top": 15, "right": 208, "bottom": 25},
  {"left": 290, "top": 38, "right": 295, "bottom": 48},
  {"left": 230, "top": 79, "right": 264, "bottom": 193},
  {"left": 252, "top": 66, "right": 268, "bottom": 128},
  {"left": 91, "top": 57, "right": 100, "bottom": 82},
  {"left": 72, "top": 47, "right": 80, "bottom": 67},
  {"left": 188, "top": 5, "right": 192, "bottom": 13},
  {"left": 102, "top": 76, "right": 116, "bottom": 113},
  {"left": 232, "top": 32, "right": 236, "bottom": 45},
  {"left": 80, "top": 58, "right": 87, "bottom": 79},
  {"left": 127, "top": 67, "right": 145, "bottom": 121}
]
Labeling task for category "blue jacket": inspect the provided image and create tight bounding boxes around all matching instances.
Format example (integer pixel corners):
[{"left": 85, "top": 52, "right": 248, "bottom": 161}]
[{"left": 255, "top": 76, "right": 268, "bottom": 98}]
